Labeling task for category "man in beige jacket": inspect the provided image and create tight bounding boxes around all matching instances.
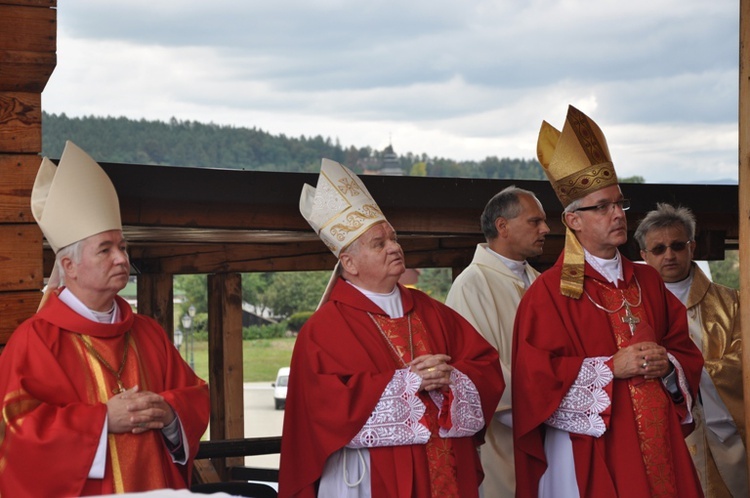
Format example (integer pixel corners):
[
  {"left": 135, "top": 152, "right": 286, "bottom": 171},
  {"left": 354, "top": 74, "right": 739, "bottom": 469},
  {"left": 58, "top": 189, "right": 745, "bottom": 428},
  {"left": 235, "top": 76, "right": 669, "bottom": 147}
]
[{"left": 446, "top": 185, "right": 549, "bottom": 496}]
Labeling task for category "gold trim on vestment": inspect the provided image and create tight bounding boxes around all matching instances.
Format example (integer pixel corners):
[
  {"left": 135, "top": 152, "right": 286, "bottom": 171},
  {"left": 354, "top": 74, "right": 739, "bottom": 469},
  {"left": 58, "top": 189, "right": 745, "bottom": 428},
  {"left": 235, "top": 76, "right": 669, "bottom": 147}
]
[
  {"left": 0, "top": 389, "right": 41, "bottom": 472},
  {"left": 560, "top": 228, "right": 586, "bottom": 299},
  {"left": 553, "top": 163, "right": 618, "bottom": 207}
]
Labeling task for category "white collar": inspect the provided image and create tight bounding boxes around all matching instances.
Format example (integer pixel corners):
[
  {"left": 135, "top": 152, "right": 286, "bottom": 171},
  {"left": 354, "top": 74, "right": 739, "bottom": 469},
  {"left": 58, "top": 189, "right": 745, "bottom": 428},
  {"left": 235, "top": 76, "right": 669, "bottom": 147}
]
[
  {"left": 585, "top": 249, "right": 623, "bottom": 284},
  {"left": 346, "top": 281, "right": 404, "bottom": 319},
  {"left": 58, "top": 288, "right": 120, "bottom": 324},
  {"left": 664, "top": 269, "right": 694, "bottom": 306},
  {"left": 486, "top": 247, "right": 530, "bottom": 287}
]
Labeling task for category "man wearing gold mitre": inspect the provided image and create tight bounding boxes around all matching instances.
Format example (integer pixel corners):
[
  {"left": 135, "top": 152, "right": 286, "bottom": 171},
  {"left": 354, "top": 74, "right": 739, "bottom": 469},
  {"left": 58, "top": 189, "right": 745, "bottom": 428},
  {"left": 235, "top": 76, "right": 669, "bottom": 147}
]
[
  {"left": 511, "top": 106, "right": 705, "bottom": 498},
  {"left": 278, "top": 158, "right": 504, "bottom": 497},
  {"left": 0, "top": 141, "right": 209, "bottom": 496}
]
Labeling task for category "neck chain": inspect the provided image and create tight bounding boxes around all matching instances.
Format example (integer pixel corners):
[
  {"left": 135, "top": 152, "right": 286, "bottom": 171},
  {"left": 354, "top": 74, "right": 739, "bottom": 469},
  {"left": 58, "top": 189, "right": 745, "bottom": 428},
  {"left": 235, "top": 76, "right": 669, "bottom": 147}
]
[
  {"left": 584, "top": 277, "right": 643, "bottom": 335},
  {"left": 367, "top": 312, "right": 413, "bottom": 367},
  {"left": 77, "top": 331, "right": 131, "bottom": 394}
]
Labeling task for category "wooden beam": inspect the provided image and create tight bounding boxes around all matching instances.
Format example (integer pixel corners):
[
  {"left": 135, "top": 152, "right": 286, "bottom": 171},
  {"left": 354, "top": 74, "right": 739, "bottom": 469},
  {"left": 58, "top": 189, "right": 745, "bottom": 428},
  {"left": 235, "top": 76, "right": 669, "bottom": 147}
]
[
  {"left": 0, "top": 223, "right": 43, "bottom": 291},
  {"left": 207, "top": 273, "right": 245, "bottom": 478},
  {"left": 0, "top": 2, "right": 56, "bottom": 93},
  {"left": 120, "top": 227, "right": 728, "bottom": 277},
  {"left": 0, "top": 154, "right": 37, "bottom": 222},
  {"left": 0, "top": 290, "right": 41, "bottom": 344},
  {"left": 739, "top": 0, "right": 750, "bottom": 483},
  {"left": 136, "top": 273, "right": 174, "bottom": 339},
  {"left": 0, "top": 1, "right": 56, "bottom": 346},
  {"left": 0, "top": 92, "right": 42, "bottom": 152}
]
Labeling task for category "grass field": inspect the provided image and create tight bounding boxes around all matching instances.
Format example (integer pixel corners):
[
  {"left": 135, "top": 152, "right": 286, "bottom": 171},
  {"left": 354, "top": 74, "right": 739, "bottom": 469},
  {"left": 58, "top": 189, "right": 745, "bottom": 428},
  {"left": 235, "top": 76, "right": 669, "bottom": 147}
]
[{"left": 180, "top": 337, "right": 296, "bottom": 382}]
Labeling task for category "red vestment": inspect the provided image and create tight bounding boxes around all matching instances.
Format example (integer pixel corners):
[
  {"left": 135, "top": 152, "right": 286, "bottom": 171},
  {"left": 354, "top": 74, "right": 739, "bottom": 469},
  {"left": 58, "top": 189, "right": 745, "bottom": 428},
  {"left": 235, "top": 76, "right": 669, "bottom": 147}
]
[
  {"left": 278, "top": 281, "right": 504, "bottom": 498},
  {"left": 0, "top": 292, "right": 210, "bottom": 497},
  {"left": 512, "top": 254, "right": 704, "bottom": 498}
]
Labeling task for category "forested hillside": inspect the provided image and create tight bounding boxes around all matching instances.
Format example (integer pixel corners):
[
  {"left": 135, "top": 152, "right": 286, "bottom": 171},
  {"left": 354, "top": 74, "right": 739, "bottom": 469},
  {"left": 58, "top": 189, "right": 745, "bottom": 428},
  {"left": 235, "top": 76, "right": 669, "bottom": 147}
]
[{"left": 41, "top": 112, "right": 545, "bottom": 179}]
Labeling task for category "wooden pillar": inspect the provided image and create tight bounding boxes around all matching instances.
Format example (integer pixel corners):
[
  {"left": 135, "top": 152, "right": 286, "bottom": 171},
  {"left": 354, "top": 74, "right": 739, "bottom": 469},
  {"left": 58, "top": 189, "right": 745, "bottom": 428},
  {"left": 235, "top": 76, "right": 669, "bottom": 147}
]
[
  {"left": 740, "top": 0, "right": 750, "bottom": 482},
  {"left": 207, "top": 273, "right": 244, "bottom": 478},
  {"left": 0, "top": 1, "right": 56, "bottom": 349},
  {"left": 136, "top": 273, "right": 175, "bottom": 340}
]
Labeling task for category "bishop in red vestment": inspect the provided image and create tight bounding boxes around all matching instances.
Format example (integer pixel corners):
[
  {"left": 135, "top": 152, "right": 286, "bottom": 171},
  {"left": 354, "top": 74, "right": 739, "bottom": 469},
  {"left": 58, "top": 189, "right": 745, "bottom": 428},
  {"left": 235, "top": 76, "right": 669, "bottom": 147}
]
[
  {"left": 280, "top": 158, "right": 504, "bottom": 497},
  {"left": 512, "top": 106, "right": 704, "bottom": 498},
  {"left": 0, "top": 291, "right": 209, "bottom": 496},
  {"left": 0, "top": 142, "right": 210, "bottom": 496},
  {"left": 513, "top": 255, "right": 704, "bottom": 498}
]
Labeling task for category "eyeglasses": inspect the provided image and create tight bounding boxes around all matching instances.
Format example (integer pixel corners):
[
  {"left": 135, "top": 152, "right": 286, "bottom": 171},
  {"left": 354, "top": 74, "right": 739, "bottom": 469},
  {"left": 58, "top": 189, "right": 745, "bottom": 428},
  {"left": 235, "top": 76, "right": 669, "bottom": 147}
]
[
  {"left": 644, "top": 241, "right": 691, "bottom": 256},
  {"left": 573, "top": 199, "right": 631, "bottom": 215}
]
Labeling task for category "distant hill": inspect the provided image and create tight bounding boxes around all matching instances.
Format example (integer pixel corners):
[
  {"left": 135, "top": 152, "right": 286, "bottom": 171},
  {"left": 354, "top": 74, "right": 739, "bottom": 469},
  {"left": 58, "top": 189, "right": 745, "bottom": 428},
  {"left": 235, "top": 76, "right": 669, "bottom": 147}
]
[{"left": 41, "top": 112, "right": 545, "bottom": 180}]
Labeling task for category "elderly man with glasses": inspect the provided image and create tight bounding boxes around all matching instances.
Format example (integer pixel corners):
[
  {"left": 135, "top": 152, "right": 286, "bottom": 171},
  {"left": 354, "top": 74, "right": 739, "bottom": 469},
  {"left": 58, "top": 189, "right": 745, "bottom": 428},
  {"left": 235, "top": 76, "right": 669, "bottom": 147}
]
[
  {"left": 512, "top": 106, "right": 704, "bottom": 498},
  {"left": 635, "top": 203, "right": 747, "bottom": 498}
]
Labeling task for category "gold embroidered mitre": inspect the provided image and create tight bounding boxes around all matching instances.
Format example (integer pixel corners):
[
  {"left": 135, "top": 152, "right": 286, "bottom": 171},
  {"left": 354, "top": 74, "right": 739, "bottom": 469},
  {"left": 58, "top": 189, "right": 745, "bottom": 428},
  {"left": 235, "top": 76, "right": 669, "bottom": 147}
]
[
  {"left": 31, "top": 141, "right": 122, "bottom": 253},
  {"left": 537, "top": 106, "right": 619, "bottom": 299},
  {"left": 537, "top": 105, "right": 618, "bottom": 207},
  {"left": 299, "top": 158, "right": 386, "bottom": 257}
]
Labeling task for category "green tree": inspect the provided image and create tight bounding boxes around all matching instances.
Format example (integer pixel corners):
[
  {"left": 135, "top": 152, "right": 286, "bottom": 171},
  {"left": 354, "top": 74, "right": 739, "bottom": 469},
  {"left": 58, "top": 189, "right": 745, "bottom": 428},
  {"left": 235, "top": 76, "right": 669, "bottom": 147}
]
[
  {"left": 263, "top": 271, "right": 330, "bottom": 318},
  {"left": 620, "top": 175, "right": 646, "bottom": 184},
  {"left": 410, "top": 161, "right": 427, "bottom": 176},
  {"left": 174, "top": 274, "right": 207, "bottom": 314},
  {"left": 242, "top": 272, "right": 273, "bottom": 314},
  {"left": 42, "top": 112, "right": 548, "bottom": 180},
  {"left": 708, "top": 251, "right": 739, "bottom": 289},
  {"left": 416, "top": 268, "right": 453, "bottom": 302}
]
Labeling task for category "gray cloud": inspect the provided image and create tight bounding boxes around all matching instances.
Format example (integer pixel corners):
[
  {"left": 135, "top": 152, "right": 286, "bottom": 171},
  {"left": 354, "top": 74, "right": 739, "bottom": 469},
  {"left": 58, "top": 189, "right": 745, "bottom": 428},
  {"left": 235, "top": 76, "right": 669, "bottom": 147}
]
[{"left": 46, "top": 0, "right": 740, "bottom": 182}]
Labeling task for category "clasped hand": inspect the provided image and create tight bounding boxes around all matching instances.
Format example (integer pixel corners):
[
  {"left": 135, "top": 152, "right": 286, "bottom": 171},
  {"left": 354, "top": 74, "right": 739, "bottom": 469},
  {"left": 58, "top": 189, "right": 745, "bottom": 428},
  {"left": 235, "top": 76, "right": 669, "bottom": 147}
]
[
  {"left": 107, "top": 386, "right": 176, "bottom": 434},
  {"left": 409, "top": 354, "right": 452, "bottom": 392},
  {"left": 612, "top": 341, "right": 670, "bottom": 380}
]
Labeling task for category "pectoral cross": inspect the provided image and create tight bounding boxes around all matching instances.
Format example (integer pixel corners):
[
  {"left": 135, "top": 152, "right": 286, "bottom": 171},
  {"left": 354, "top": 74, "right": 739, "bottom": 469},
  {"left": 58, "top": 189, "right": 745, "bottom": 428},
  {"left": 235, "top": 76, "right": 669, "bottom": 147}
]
[
  {"left": 621, "top": 303, "right": 640, "bottom": 335},
  {"left": 112, "top": 378, "right": 127, "bottom": 395}
]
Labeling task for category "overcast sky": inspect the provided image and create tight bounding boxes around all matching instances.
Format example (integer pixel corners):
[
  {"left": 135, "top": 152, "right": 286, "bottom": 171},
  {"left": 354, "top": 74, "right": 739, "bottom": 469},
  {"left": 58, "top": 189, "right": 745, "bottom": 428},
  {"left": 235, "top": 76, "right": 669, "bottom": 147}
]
[{"left": 42, "top": 0, "right": 740, "bottom": 184}]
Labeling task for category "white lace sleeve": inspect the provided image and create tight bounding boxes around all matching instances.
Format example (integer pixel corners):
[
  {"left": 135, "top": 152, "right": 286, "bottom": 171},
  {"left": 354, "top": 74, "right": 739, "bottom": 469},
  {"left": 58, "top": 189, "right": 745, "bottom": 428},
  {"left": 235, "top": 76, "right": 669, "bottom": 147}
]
[
  {"left": 544, "top": 357, "right": 613, "bottom": 437},
  {"left": 428, "top": 369, "right": 485, "bottom": 438},
  {"left": 666, "top": 352, "right": 694, "bottom": 424},
  {"left": 347, "top": 368, "right": 431, "bottom": 448}
]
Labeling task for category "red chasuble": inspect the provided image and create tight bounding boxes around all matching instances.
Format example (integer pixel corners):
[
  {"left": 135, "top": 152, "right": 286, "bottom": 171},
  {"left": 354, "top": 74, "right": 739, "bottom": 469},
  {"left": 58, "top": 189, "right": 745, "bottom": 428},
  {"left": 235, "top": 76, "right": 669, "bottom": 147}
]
[
  {"left": 278, "top": 280, "right": 504, "bottom": 498},
  {"left": 512, "top": 254, "right": 704, "bottom": 498},
  {"left": 0, "top": 292, "right": 210, "bottom": 497}
]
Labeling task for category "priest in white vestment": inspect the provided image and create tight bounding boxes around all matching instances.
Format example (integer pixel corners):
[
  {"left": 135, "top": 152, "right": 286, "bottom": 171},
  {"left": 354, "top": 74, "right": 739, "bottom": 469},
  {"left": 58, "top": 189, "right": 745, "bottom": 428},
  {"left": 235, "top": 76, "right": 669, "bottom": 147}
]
[{"left": 446, "top": 185, "right": 549, "bottom": 497}]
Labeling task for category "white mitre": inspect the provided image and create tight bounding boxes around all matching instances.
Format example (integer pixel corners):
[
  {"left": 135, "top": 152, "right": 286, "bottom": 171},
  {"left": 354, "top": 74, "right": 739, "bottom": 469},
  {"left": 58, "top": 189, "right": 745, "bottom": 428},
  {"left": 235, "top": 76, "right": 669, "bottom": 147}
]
[
  {"left": 299, "top": 158, "right": 386, "bottom": 257},
  {"left": 31, "top": 141, "right": 122, "bottom": 253}
]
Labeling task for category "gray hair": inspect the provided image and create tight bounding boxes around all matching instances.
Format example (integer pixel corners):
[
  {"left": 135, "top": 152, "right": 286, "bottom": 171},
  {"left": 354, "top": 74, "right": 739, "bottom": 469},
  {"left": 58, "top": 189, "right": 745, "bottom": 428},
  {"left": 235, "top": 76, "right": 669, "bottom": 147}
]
[
  {"left": 564, "top": 198, "right": 584, "bottom": 214},
  {"left": 54, "top": 239, "right": 84, "bottom": 287},
  {"left": 480, "top": 186, "right": 539, "bottom": 240},
  {"left": 633, "top": 202, "right": 696, "bottom": 250}
]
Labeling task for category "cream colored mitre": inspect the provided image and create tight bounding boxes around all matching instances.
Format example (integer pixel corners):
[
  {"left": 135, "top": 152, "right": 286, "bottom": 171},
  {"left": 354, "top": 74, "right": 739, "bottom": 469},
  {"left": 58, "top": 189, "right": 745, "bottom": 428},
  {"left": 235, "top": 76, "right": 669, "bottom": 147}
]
[
  {"left": 31, "top": 140, "right": 122, "bottom": 253},
  {"left": 299, "top": 158, "right": 386, "bottom": 257}
]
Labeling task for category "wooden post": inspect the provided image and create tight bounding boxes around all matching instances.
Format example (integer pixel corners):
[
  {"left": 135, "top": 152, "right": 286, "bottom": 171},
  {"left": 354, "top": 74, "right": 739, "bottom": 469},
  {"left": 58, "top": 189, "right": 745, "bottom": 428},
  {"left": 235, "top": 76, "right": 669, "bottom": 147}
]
[
  {"left": 136, "top": 273, "right": 175, "bottom": 340},
  {"left": 0, "top": 1, "right": 57, "bottom": 349},
  {"left": 740, "top": 0, "right": 750, "bottom": 482},
  {"left": 207, "top": 273, "right": 245, "bottom": 478}
]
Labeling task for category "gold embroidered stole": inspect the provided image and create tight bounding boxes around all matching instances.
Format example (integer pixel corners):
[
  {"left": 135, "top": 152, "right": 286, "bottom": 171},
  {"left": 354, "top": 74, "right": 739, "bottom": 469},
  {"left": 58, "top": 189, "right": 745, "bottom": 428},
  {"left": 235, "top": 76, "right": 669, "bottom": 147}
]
[
  {"left": 597, "top": 280, "right": 677, "bottom": 498},
  {"left": 370, "top": 313, "right": 459, "bottom": 498},
  {"left": 73, "top": 333, "right": 168, "bottom": 492}
]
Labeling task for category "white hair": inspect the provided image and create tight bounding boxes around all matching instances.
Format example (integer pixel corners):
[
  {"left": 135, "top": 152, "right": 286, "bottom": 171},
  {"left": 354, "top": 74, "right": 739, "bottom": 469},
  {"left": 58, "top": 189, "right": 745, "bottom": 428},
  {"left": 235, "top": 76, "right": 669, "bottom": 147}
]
[{"left": 54, "top": 239, "right": 84, "bottom": 287}]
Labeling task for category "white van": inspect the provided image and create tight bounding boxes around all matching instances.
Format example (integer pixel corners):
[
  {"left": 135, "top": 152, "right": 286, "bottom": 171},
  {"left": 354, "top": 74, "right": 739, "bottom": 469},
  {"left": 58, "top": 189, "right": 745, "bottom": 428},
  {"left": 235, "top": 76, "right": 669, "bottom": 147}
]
[{"left": 272, "top": 367, "right": 290, "bottom": 410}]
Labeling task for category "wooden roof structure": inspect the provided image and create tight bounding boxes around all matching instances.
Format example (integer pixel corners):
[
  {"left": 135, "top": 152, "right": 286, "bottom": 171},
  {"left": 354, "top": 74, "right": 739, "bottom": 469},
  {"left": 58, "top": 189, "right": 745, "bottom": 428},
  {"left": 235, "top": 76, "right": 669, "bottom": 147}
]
[
  {"left": 1, "top": 0, "right": 749, "bottom": 485},
  {"left": 81, "top": 161, "right": 740, "bottom": 278}
]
